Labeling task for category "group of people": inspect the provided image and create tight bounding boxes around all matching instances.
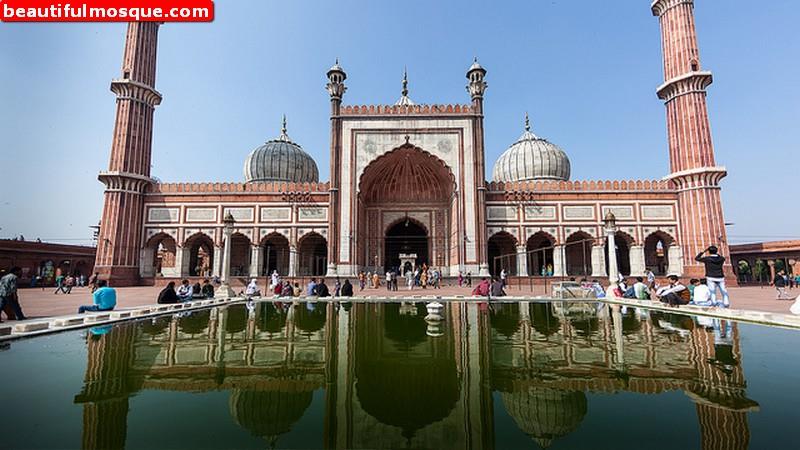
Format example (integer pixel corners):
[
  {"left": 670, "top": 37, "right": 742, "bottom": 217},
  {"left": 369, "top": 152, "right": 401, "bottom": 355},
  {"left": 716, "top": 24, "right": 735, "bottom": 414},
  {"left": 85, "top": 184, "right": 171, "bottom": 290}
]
[
  {"left": 772, "top": 269, "right": 799, "bottom": 300},
  {"left": 355, "top": 264, "right": 445, "bottom": 291},
  {"left": 470, "top": 276, "right": 508, "bottom": 298},
  {"left": 157, "top": 279, "right": 215, "bottom": 304}
]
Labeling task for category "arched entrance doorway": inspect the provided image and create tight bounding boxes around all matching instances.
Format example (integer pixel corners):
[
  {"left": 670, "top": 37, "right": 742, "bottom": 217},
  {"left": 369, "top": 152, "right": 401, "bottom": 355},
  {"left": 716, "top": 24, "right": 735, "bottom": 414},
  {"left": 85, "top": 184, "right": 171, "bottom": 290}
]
[
  {"left": 488, "top": 232, "right": 517, "bottom": 276},
  {"left": 229, "top": 233, "right": 251, "bottom": 277},
  {"left": 185, "top": 233, "right": 214, "bottom": 277},
  {"left": 565, "top": 232, "right": 593, "bottom": 276},
  {"left": 527, "top": 232, "right": 554, "bottom": 276},
  {"left": 384, "top": 219, "right": 428, "bottom": 273},
  {"left": 261, "top": 233, "right": 289, "bottom": 276},
  {"left": 298, "top": 232, "right": 327, "bottom": 276},
  {"left": 644, "top": 232, "right": 673, "bottom": 276},
  {"left": 357, "top": 145, "right": 456, "bottom": 274},
  {"left": 142, "top": 233, "right": 177, "bottom": 277}
]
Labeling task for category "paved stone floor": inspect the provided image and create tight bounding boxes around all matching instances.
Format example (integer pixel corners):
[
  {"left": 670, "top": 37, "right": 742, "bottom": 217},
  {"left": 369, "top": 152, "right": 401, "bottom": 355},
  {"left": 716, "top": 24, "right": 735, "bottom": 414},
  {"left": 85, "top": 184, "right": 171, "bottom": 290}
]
[{"left": 6, "top": 283, "right": 797, "bottom": 320}]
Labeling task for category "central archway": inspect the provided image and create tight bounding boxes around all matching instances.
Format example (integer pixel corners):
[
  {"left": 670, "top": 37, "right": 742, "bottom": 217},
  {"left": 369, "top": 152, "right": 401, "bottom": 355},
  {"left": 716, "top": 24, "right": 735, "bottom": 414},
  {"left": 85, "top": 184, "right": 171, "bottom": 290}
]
[
  {"left": 357, "top": 144, "right": 456, "bottom": 273},
  {"left": 384, "top": 219, "right": 428, "bottom": 272}
]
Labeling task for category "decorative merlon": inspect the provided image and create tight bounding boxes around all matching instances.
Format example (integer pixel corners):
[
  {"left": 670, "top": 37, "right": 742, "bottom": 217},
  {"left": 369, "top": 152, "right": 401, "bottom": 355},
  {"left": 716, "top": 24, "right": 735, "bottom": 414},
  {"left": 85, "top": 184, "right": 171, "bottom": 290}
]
[
  {"left": 656, "top": 71, "right": 713, "bottom": 102},
  {"left": 488, "top": 179, "right": 675, "bottom": 193},
  {"left": 339, "top": 104, "right": 475, "bottom": 116},
  {"left": 148, "top": 180, "right": 331, "bottom": 194}
]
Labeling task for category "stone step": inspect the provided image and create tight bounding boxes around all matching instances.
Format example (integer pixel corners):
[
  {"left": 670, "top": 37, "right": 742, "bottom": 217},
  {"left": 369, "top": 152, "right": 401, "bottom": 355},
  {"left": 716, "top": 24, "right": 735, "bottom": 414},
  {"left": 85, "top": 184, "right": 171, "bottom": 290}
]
[
  {"left": 52, "top": 316, "right": 85, "bottom": 327},
  {"left": 13, "top": 321, "right": 49, "bottom": 333},
  {"left": 84, "top": 313, "right": 111, "bottom": 323}
]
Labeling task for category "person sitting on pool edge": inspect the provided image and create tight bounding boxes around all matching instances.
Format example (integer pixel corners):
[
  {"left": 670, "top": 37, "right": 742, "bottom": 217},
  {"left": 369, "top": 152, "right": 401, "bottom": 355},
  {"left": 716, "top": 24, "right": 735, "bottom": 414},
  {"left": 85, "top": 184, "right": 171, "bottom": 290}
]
[
  {"left": 176, "top": 279, "right": 193, "bottom": 302},
  {"left": 201, "top": 279, "right": 214, "bottom": 298},
  {"left": 655, "top": 275, "right": 690, "bottom": 306},
  {"left": 78, "top": 280, "right": 116, "bottom": 314},
  {"left": 157, "top": 281, "right": 180, "bottom": 304}
]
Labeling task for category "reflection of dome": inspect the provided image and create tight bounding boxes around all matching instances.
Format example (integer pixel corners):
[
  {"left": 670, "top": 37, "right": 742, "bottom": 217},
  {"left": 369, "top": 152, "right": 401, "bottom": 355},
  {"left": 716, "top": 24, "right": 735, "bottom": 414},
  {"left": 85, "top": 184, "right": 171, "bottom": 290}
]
[
  {"left": 356, "top": 359, "right": 459, "bottom": 440},
  {"left": 229, "top": 388, "right": 313, "bottom": 442},
  {"left": 530, "top": 303, "right": 560, "bottom": 337},
  {"left": 492, "top": 114, "right": 571, "bottom": 182},
  {"left": 243, "top": 116, "right": 319, "bottom": 183},
  {"left": 140, "top": 317, "right": 170, "bottom": 336},
  {"left": 501, "top": 387, "right": 587, "bottom": 449}
]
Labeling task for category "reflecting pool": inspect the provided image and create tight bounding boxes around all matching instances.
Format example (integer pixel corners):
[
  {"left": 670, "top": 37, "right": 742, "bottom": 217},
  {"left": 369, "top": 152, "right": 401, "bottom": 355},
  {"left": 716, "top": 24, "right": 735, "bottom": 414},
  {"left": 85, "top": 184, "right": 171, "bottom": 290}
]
[{"left": 1, "top": 300, "right": 799, "bottom": 449}]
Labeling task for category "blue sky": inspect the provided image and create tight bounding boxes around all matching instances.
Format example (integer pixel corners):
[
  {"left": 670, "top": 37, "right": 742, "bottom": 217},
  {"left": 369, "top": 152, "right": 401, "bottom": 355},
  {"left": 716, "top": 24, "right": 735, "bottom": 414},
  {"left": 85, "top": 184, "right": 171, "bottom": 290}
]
[{"left": 1, "top": 0, "right": 798, "bottom": 245}]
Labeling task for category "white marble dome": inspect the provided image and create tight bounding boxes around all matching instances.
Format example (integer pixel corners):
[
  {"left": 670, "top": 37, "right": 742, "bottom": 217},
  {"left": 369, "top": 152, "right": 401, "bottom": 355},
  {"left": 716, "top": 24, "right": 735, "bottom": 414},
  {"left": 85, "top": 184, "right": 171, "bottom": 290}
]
[
  {"left": 243, "top": 117, "right": 319, "bottom": 183},
  {"left": 492, "top": 115, "right": 571, "bottom": 182}
]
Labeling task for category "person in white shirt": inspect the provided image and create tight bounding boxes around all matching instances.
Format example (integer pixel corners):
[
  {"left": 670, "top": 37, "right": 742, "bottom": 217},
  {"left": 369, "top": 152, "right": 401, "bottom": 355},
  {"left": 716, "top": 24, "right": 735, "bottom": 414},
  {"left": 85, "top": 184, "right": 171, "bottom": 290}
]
[
  {"left": 645, "top": 269, "right": 656, "bottom": 287},
  {"left": 500, "top": 269, "right": 507, "bottom": 286},
  {"left": 655, "top": 275, "right": 690, "bottom": 306},
  {"left": 176, "top": 279, "right": 193, "bottom": 302},
  {"left": 245, "top": 279, "right": 261, "bottom": 297},
  {"left": 690, "top": 278, "right": 713, "bottom": 306},
  {"left": 270, "top": 270, "right": 280, "bottom": 290}
]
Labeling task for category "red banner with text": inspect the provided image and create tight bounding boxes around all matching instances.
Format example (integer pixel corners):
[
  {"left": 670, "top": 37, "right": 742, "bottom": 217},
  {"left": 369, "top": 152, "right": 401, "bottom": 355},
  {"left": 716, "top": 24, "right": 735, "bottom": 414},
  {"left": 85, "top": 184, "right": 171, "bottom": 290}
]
[{"left": 1, "top": 0, "right": 214, "bottom": 22}]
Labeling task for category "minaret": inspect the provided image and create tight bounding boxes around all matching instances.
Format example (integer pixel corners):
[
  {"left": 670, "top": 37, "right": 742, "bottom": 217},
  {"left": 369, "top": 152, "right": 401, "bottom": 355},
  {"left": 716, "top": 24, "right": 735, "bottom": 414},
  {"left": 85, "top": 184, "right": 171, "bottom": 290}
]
[
  {"left": 652, "top": 0, "right": 730, "bottom": 277},
  {"left": 466, "top": 58, "right": 490, "bottom": 276},
  {"left": 95, "top": 23, "right": 162, "bottom": 285},
  {"left": 325, "top": 59, "right": 346, "bottom": 277}
]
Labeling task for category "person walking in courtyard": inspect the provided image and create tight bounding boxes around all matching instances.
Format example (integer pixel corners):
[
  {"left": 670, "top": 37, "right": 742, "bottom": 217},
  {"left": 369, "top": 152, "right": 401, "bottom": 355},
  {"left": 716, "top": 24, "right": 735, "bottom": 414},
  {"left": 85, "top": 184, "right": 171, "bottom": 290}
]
[
  {"left": 306, "top": 278, "right": 318, "bottom": 296},
  {"left": 358, "top": 271, "right": 366, "bottom": 291},
  {"left": 334, "top": 278, "right": 341, "bottom": 297},
  {"left": 64, "top": 275, "right": 75, "bottom": 294},
  {"left": 773, "top": 270, "right": 790, "bottom": 299},
  {"left": 406, "top": 269, "right": 414, "bottom": 290},
  {"left": 372, "top": 272, "right": 380, "bottom": 289},
  {"left": 500, "top": 268, "right": 507, "bottom": 287},
  {"left": 78, "top": 280, "right": 116, "bottom": 314},
  {"left": 695, "top": 245, "right": 730, "bottom": 307},
  {"left": 466, "top": 272, "right": 472, "bottom": 287},
  {"left": 0, "top": 267, "right": 26, "bottom": 321},
  {"left": 54, "top": 273, "right": 66, "bottom": 294},
  {"left": 386, "top": 271, "right": 392, "bottom": 292},
  {"left": 88, "top": 272, "right": 99, "bottom": 292},
  {"left": 458, "top": 271, "right": 464, "bottom": 287}
]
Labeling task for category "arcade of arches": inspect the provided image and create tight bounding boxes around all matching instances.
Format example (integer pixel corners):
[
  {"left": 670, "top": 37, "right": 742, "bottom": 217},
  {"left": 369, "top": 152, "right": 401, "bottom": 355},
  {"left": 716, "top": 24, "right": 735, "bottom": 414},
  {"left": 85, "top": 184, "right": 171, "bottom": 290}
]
[
  {"left": 484, "top": 230, "right": 682, "bottom": 279},
  {"left": 357, "top": 145, "right": 457, "bottom": 273},
  {"left": 140, "top": 231, "right": 329, "bottom": 280}
]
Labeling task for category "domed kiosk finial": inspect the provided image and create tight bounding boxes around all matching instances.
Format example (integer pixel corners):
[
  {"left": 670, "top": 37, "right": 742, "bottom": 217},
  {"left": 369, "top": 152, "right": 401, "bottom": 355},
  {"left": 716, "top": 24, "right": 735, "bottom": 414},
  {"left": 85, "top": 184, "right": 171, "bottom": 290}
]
[
  {"left": 279, "top": 114, "right": 289, "bottom": 141},
  {"left": 396, "top": 66, "right": 415, "bottom": 106},
  {"left": 524, "top": 112, "right": 531, "bottom": 132}
]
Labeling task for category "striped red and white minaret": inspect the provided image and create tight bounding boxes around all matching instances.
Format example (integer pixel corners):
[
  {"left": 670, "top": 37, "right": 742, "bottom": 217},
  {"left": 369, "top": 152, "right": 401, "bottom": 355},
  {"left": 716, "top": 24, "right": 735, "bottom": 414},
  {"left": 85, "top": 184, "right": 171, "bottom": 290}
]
[
  {"left": 652, "top": 0, "right": 730, "bottom": 278},
  {"left": 95, "top": 23, "right": 162, "bottom": 286}
]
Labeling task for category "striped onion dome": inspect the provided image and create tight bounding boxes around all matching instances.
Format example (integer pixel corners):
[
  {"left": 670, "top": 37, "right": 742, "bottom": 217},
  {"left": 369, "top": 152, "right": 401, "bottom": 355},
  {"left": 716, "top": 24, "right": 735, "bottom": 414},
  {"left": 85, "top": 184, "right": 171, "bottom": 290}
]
[
  {"left": 243, "top": 116, "right": 319, "bottom": 183},
  {"left": 501, "top": 387, "right": 587, "bottom": 449},
  {"left": 492, "top": 114, "right": 571, "bottom": 182}
]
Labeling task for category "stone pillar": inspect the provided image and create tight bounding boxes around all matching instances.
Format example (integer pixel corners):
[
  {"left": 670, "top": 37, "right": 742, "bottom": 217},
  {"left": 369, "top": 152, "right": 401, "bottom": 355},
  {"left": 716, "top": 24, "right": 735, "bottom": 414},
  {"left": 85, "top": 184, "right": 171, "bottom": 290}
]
[
  {"left": 591, "top": 245, "right": 607, "bottom": 278},
  {"left": 215, "top": 229, "right": 236, "bottom": 298},
  {"left": 667, "top": 244, "right": 683, "bottom": 276},
  {"left": 325, "top": 61, "right": 347, "bottom": 277},
  {"left": 175, "top": 246, "right": 189, "bottom": 278},
  {"left": 212, "top": 246, "right": 222, "bottom": 277},
  {"left": 516, "top": 245, "right": 528, "bottom": 276},
  {"left": 552, "top": 245, "right": 565, "bottom": 277},
  {"left": 288, "top": 246, "right": 298, "bottom": 278},
  {"left": 249, "top": 245, "right": 261, "bottom": 278},
  {"left": 629, "top": 245, "right": 646, "bottom": 276},
  {"left": 139, "top": 248, "right": 153, "bottom": 277}
]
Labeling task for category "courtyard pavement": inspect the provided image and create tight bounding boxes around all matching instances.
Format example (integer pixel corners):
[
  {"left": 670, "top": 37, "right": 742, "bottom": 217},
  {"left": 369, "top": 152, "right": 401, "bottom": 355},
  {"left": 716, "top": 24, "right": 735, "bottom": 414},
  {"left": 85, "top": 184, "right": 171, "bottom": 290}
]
[{"left": 7, "top": 283, "right": 798, "bottom": 320}]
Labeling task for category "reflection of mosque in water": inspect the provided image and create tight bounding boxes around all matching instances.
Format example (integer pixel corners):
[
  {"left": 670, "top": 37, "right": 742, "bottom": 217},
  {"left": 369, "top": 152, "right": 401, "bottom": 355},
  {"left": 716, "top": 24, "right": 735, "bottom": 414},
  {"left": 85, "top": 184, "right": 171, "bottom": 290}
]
[{"left": 75, "top": 302, "right": 758, "bottom": 449}]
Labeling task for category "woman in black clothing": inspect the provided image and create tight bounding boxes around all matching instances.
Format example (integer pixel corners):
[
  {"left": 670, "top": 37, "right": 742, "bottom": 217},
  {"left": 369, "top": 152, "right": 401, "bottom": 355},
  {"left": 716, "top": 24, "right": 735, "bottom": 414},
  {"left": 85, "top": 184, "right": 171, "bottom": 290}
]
[
  {"left": 340, "top": 279, "right": 354, "bottom": 297},
  {"left": 157, "top": 281, "right": 180, "bottom": 304}
]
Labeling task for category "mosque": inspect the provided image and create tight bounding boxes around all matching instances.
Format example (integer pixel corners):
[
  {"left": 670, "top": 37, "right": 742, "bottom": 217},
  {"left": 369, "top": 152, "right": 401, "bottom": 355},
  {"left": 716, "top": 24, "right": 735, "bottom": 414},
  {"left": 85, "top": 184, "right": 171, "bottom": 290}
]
[{"left": 94, "top": 0, "right": 731, "bottom": 286}]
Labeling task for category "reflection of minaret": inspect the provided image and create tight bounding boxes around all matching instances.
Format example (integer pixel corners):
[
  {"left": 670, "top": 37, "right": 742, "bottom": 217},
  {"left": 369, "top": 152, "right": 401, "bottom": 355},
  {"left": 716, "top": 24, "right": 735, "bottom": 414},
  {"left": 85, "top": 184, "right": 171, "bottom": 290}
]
[
  {"left": 74, "top": 326, "right": 136, "bottom": 450},
  {"left": 689, "top": 322, "right": 758, "bottom": 450}
]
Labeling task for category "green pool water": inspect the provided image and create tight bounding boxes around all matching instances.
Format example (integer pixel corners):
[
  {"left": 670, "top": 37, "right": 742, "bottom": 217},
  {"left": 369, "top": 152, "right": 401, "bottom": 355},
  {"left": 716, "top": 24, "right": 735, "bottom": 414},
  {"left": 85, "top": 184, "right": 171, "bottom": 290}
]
[{"left": 1, "top": 300, "right": 798, "bottom": 449}]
